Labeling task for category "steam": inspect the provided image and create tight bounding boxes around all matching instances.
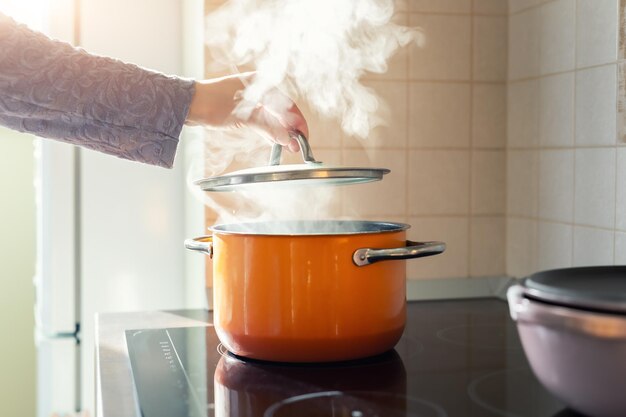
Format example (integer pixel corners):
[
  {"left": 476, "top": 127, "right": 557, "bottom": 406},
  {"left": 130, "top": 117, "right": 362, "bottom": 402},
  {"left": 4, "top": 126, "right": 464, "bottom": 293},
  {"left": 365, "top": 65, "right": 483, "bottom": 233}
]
[
  {"left": 188, "top": 0, "right": 421, "bottom": 227},
  {"left": 186, "top": 128, "right": 341, "bottom": 226},
  {"left": 204, "top": 0, "right": 422, "bottom": 137}
]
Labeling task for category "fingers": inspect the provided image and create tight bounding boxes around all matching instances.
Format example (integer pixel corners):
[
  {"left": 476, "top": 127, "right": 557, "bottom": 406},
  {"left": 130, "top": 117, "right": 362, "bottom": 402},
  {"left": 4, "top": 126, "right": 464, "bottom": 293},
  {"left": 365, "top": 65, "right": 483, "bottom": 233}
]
[
  {"left": 245, "top": 92, "right": 309, "bottom": 152},
  {"left": 286, "top": 102, "right": 309, "bottom": 139},
  {"left": 248, "top": 105, "right": 292, "bottom": 147},
  {"left": 287, "top": 138, "right": 300, "bottom": 152},
  {"left": 193, "top": 74, "right": 309, "bottom": 154}
]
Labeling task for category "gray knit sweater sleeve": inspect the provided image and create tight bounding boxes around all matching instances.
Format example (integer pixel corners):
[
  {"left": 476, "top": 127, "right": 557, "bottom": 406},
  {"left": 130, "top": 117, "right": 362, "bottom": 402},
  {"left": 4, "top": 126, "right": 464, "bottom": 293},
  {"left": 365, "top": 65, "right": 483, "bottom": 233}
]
[{"left": 0, "top": 13, "right": 195, "bottom": 168}]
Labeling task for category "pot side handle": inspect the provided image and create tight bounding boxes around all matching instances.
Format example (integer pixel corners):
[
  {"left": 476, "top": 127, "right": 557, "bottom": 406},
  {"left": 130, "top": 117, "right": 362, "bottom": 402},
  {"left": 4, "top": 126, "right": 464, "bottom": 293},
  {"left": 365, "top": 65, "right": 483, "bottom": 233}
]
[
  {"left": 184, "top": 235, "right": 213, "bottom": 258},
  {"left": 353, "top": 240, "right": 446, "bottom": 267}
]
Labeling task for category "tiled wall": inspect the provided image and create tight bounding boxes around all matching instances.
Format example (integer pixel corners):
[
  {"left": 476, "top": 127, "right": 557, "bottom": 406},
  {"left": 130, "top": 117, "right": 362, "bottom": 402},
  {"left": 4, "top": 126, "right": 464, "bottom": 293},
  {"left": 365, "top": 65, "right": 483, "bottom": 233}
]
[
  {"left": 202, "top": 0, "right": 626, "bottom": 284},
  {"left": 506, "top": 0, "right": 623, "bottom": 278},
  {"left": 203, "top": 0, "right": 509, "bottom": 281},
  {"left": 372, "top": 0, "right": 508, "bottom": 280}
]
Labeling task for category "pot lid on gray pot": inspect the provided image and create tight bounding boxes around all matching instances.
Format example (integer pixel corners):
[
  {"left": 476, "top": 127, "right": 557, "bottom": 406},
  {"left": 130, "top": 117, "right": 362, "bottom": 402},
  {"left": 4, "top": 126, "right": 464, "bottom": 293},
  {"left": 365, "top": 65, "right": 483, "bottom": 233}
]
[
  {"left": 195, "top": 131, "right": 390, "bottom": 192},
  {"left": 524, "top": 266, "right": 626, "bottom": 314}
]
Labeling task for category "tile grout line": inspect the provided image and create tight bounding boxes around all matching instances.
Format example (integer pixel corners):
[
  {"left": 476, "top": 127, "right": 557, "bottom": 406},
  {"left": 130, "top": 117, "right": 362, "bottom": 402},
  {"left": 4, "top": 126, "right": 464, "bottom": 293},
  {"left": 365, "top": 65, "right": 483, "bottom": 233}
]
[
  {"left": 614, "top": 144, "right": 618, "bottom": 264},
  {"left": 571, "top": 0, "right": 578, "bottom": 266},
  {"left": 509, "top": 0, "right": 562, "bottom": 17},
  {"left": 535, "top": 0, "right": 547, "bottom": 270},
  {"left": 614, "top": 1, "right": 622, "bottom": 264},
  {"left": 405, "top": 8, "right": 410, "bottom": 234},
  {"left": 507, "top": 143, "right": 626, "bottom": 150},
  {"left": 326, "top": 143, "right": 626, "bottom": 151},
  {"left": 530, "top": 2, "right": 543, "bottom": 273},
  {"left": 509, "top": 61, "right": 619, "bottom": 84},
  {"left": 408, "top": 10, "right": 508, "bottom": 17},
  {"left": 363, "top": 78, "right": 507, "bottom": 85},
  {"left": 507, "top": 214, "right": 626, "bottom": 233},
  {"left": 468, "top": 0, "right": 475, "bottom": 278},
  {"left": 504, "top": 1, "right": 510, "bottom": 278},
  {"left": 404, "top": 79, "right": 506, "bottom": 84}
]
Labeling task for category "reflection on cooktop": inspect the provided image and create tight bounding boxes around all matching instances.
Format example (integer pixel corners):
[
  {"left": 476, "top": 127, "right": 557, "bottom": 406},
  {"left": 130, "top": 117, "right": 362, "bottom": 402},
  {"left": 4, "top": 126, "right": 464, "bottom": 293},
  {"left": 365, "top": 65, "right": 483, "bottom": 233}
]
[
  {"left": 126, "top": 299, "right": 583, "bottom": 417},
  {"left": 264, "top": 391, "right": 447, "bottom": 417}
]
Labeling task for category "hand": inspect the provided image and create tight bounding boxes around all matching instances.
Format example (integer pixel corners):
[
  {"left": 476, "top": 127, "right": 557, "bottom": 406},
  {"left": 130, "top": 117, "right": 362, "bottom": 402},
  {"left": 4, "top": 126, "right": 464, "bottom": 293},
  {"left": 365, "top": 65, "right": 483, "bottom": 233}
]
[{"left": 185, "top": 73, "right": 308, "bottom": 152}]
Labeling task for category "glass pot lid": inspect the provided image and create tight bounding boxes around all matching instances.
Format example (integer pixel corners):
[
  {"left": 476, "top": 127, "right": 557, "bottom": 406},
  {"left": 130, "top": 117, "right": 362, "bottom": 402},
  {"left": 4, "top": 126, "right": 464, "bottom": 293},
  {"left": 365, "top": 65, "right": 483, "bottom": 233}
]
[
  {"left": 524, "top": 266, "right": 626, "bottom": 314},
  {"left": 195, "top": 131, "right": 390, "bottom": 192}
]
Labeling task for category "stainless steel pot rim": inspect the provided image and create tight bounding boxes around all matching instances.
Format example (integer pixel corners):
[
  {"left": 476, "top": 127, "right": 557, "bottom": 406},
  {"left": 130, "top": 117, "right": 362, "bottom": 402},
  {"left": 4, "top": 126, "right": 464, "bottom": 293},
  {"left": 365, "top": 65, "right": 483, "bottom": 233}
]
[{"left": 208, "top": 220, "right": 411, "bottom": 236}]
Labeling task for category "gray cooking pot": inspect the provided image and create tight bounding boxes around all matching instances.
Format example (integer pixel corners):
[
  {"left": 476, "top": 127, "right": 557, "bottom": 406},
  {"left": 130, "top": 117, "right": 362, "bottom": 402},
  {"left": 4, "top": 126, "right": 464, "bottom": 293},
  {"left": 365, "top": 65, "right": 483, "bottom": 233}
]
[{"left": 507, "top": 266, "right": 626, "bottom": 417}]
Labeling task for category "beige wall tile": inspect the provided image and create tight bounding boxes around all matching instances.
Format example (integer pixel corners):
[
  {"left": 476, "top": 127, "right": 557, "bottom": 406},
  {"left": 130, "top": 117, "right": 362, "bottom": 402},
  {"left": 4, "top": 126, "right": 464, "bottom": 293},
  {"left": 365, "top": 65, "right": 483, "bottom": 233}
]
[
  {"left": 409, "top": 150, "right": 470, "bottom": 215},
  {"left": 395, "top": 0, "right": 409, "bottom": 13},
  {"left": 473, "top": 84, "right": 506, "bottom": 148},
  {"left": 507, "top": 150, "right": 539, "bottom": 217},
  {"left": 364, "top": 13, "right": 408, "bottom": 80},
  {"left": 575, "top": 65, "right": 617, "bottom": 146},
  {"left": 616, "top": 148, "right": 626, "bottom": 231},
  {"left": 312, "top": 149, "right": 343, "bottom": 166},
  {"left": 539, "top": 72, "right": 575, "bottom": 147},
  {"left": 573, "top": 226, "right": 615, "bottom": 266},
  {"left": 474, "top": 0, "right": 508, "bottom": 14},
  {"left": 506, "top": 217, "right": 538, "bottom": 278},
  {"left": 540, "top": 0, "right": 575, "bottom": 74},
  {"left": 407, "top": 217, "right": 469, "bottom": 279},
  {"left": 345, "top": 80, "right": 408, "bottom": 149},
  {"left": 574, "top": 148, "right": 616, "bottom": 229},
  {"left": 342, "top": 149, "right": 407, "bottom": 217},
  {"left": 409, "top": 14, "right": 471, "bottom": 80},
  {"left": 537, "top": 221, "right": 573, "bottom": 271},
  {"left": 509, "top": 0, "right": 543, "bottom": 13},
  {"left": 618, "top": 63, "right": 626, "bottom": 144},
  {"left": 474, "top": 16, "right": 508, "bottom": 81},
  {"left": 507, "top": 80, "right": 539, "bottom": 148},
  {"left": 470, "top": 216, "right": 505, "bottom": 276},
  {"left": 366, "top": 45, "right": 409, "bottom": 81},
  {"left": 576, "top": 0, "right": 618, "bottom": 68},
  {"left": 621, "top": 1, "right": 626, "bottom": 59},
  {"left": 300, "top": 107, "right": 343, "bottom": 149},
  {"left": 615, "top": 231, "right": 626, "bottom": 263},
  {"left": 508, "top": 8, "right": 540, "bottom": 80},
  {"left": 409, "top": 82, "right": 471, "bottom": 148},
  {"left": 409, "top": 0, "right": 471, "bottom": 13},
  {"left": 472, "top": 150, "right": 506, "bottom": 214},
  {"left": 538, "top": 150, "right": 574, "bottom": 223},
  {"left": 359, "top": 215, "right": 408, "bottom": 224}
]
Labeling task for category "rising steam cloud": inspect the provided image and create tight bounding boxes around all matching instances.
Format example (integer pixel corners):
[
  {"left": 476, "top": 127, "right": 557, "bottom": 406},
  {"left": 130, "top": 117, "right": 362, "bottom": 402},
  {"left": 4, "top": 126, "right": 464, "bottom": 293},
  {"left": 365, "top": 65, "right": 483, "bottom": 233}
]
[
  {"left": 204, "top": 0, "right": 422, "bottom": 138},
  {"left": 188, "top": 0, "right": 422, "bottom": 226}
]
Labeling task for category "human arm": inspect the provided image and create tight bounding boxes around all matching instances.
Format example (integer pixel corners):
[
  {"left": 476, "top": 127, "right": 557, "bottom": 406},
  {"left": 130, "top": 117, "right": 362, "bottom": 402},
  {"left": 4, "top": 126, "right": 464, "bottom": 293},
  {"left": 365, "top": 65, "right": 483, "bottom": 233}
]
[{"left": 0, "top": 13, "right": 307, "bottom": 168}]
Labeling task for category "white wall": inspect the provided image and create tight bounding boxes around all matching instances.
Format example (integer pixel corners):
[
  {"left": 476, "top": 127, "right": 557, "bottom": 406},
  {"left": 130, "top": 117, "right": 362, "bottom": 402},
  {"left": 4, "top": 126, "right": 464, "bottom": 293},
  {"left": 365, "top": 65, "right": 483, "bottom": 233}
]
[
  {"left": 0, "top": 128, "right": 36, "bottom": 417},
  {"left": 0, "top": 2, "right": 48, "bottom": 415},
  {"left": 78, "top": 0, "right": 192, "bottom": 412}
]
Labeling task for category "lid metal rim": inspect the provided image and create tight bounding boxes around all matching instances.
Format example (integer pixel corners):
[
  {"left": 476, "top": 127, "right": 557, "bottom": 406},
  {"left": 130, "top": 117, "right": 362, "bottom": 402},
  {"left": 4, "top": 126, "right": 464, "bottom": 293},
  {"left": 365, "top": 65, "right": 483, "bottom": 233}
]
[
  {"left": 522, "top": 285, "right": 626, "bottom": 315},
  {"left": 508, "top": 285, "right": 626, "bottom": 339},
  {"left": 195, "top": 167, "right": 390, "bottom": 191}
]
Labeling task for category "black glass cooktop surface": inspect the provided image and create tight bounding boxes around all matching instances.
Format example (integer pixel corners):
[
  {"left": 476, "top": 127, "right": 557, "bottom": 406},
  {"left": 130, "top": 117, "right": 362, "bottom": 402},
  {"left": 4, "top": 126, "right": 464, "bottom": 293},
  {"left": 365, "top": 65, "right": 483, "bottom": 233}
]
[{"left": 126, "top": 299, "right": 585, "bottom": 417}]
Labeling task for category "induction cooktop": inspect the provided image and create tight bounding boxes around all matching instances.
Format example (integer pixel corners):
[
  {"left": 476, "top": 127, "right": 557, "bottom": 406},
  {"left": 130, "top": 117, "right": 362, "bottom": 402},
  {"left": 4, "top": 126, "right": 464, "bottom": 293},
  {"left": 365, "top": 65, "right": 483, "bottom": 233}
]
[{"left": 126, "top": 299, "right": 585, "bottom": 417}]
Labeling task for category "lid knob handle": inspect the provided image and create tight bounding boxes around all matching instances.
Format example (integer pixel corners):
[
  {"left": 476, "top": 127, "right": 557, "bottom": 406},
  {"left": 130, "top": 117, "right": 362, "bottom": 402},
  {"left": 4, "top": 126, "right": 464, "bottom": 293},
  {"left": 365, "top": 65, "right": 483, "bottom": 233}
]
[{"left": 269, "top": 131, "right": 322, "bottom": 166}]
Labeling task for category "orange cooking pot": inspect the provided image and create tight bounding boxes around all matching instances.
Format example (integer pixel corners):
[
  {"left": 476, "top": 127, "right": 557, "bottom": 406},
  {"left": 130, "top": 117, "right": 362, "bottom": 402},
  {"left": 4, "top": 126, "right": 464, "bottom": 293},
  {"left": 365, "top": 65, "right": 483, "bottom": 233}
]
[{"left": 185, "top": 220, "right": 445, "bottom": 362}]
